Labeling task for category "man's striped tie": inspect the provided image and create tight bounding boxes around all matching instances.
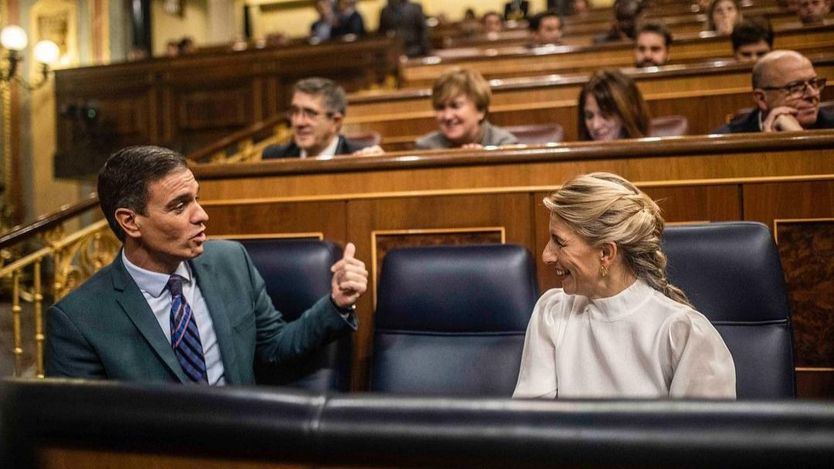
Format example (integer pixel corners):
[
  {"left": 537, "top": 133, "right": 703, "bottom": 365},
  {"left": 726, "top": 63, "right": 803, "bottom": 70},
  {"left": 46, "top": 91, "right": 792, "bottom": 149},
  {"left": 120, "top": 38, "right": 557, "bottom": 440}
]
[{"left": 167, "top": 275, "right": 208, "bottom": 383}]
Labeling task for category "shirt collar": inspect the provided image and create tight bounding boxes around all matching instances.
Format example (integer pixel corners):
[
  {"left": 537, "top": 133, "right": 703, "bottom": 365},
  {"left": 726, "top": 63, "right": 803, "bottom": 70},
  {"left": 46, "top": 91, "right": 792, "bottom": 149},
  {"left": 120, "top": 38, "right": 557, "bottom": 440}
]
[
  {"left": 300, "top": 134, "right": 340, "bottom": 159},
  {"left": 122, "top": 250, "right": 193, "bottom": 298},
  {"left": 588, "top": 278, "right": 654, "bottom": 322}
]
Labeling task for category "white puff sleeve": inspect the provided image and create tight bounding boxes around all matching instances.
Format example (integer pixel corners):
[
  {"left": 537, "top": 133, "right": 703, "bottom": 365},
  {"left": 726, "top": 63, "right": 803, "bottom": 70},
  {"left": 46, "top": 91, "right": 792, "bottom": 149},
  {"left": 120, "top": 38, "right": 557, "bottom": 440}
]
[
  {"left": 667, "top": 310, "right": 737, "bottom": 399},
  {"left": 513, "top": 289, "right": 572, "bottom": 399}
]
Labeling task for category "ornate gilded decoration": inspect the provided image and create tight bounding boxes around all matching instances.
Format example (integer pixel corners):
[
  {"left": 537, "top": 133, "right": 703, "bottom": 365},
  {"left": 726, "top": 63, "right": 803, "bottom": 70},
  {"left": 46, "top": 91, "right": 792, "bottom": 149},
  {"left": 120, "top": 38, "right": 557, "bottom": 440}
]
[
  {"left": 0, "top": 219, "right": 118, "bottom": 377},
  {"left": 51, "top": 221, "right": 119, "bottom": 300}
]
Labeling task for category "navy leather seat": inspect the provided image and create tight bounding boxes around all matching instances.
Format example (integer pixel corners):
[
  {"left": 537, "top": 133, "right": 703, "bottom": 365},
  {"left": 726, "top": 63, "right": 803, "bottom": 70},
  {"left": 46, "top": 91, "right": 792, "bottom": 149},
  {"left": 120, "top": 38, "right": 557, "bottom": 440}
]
[
  {"left": 662, "top": 222, "right": 795, "bottom": 399},
  {"left": 371, "top": 244, "right": 539, "bottom": 396},
  {"left": 238, "top": 238, "right": 351, "bottom": 392}
]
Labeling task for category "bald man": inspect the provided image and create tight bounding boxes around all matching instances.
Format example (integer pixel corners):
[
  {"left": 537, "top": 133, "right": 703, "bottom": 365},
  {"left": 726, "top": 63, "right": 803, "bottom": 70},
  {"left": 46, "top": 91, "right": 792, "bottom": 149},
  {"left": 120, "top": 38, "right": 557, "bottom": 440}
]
[{"left": 714, "top": 50, "right": 832, "bottom": 133}]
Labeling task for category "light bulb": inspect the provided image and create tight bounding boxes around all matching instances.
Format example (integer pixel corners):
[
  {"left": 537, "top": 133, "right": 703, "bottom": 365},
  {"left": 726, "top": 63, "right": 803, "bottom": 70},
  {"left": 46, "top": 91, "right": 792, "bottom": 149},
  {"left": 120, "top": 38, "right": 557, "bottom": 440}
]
[
  {"left": 33, "top": 40, "right": 60, "bottom": 64},
  {"left": 0, "top": 25, "right": 28, "bottom": 52}
]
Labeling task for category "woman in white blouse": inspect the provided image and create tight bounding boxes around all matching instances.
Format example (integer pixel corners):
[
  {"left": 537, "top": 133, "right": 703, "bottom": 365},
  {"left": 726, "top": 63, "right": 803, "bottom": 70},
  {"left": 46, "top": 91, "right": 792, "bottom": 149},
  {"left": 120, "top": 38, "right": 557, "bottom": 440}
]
[{"left": 514, "top": 172, "right": 736, "bottom": 399}]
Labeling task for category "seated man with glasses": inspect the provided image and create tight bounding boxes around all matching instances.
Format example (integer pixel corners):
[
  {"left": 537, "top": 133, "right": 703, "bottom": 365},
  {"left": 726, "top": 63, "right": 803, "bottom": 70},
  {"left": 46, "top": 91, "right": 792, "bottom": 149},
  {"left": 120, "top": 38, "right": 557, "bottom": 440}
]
[
  {"left": 715, "top": 50, "right": 831, "bottom": 133},
  {"left": 263, "top": 77, "right": 378, "bottom": 159}
]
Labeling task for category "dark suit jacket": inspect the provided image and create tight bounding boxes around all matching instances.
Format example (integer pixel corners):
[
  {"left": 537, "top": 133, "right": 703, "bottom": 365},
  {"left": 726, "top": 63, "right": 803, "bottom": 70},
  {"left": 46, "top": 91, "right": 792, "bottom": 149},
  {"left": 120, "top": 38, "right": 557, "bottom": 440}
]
[
  {"left": 46, "top": 240, "right": 353, "bottom": 384},
  {"left": 262, "top": 135, "right": 364, "bottom": 159},
  {"left": 714, "top": 107, "right": 834, "bottom": 133},
  {"left": 378, "top": 0, "right": 429, "bottom": 57},
  {"left": 334, "top": 11, "right": 366, "bottom": 38},
  {"left": 504, "top": 1, "right": 529, "bottom": 19}
]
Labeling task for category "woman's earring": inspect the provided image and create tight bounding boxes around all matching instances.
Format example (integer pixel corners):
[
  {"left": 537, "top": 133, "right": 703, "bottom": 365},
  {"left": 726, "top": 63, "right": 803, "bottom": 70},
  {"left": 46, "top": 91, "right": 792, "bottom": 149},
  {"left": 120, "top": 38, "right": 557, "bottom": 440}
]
[{"left": 600, "top": 264, "right": 609, "bottom": 278}]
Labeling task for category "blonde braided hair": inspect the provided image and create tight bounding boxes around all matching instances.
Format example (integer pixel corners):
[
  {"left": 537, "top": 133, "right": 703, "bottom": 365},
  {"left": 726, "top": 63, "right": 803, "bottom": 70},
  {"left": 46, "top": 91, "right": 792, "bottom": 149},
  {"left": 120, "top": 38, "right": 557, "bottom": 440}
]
[{"left": 544, "top": 172, "right": 692, "bottom": 307}]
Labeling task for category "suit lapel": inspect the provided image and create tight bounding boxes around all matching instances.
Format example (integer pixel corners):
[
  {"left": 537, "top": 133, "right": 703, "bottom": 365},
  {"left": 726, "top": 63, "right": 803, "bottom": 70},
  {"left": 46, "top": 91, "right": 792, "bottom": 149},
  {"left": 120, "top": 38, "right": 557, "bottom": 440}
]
[
  {"left": 111, "top": 255, "right": 188, "bottom": 383},
  {"left": 191, "top": 256, "right": 241, "bottom": 384},
  {"left": 335, "top": 136, "right": 348, "bottom": 155}
]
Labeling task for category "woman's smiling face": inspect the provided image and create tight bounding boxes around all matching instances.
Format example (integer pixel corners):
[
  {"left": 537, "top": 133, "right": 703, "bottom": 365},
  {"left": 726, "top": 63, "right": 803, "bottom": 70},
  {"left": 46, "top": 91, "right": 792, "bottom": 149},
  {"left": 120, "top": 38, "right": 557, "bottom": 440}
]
[
  {"left": 542, "top": 214, "right": 605, "bottom": 298},
  {"left": 583, "top": 94, "right": 625, "bottom": 141},
  {"left": 434, "top": 93, "right": 485, "bottom": 146}
]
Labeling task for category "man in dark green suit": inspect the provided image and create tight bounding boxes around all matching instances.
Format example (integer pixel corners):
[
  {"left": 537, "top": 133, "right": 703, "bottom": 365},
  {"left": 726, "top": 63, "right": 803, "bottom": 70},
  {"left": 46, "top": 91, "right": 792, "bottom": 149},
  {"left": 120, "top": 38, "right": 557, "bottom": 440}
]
[{"left": 46, "top": 146, "right": 367, "bottom": 384}]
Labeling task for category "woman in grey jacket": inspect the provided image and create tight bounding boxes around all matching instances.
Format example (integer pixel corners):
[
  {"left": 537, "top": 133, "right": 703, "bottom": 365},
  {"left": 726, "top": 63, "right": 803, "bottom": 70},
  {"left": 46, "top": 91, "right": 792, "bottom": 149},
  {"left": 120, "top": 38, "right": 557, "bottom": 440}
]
[{"left": 415, "top": 68, "right": 518, "bottom": 150}]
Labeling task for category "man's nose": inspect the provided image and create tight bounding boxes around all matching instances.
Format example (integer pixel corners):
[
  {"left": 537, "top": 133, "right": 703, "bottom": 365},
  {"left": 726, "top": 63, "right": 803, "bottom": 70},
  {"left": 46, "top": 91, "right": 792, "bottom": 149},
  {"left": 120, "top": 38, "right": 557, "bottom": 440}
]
[{"left": 194, "top": 202, "right": 209, "bottom": 223}]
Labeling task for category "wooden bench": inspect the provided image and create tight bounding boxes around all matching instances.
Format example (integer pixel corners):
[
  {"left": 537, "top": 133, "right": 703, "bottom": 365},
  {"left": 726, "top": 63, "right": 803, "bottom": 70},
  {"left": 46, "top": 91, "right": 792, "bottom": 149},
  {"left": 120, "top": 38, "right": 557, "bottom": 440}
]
[
  {"left": 344, "top": 52, "right": 834, "bottom": 148},
  {"left": 53, "top": 36, "right": 403, "bottom": 179},
  {"left": 402, "top": 23, "right": 834, "bottom": 87}
]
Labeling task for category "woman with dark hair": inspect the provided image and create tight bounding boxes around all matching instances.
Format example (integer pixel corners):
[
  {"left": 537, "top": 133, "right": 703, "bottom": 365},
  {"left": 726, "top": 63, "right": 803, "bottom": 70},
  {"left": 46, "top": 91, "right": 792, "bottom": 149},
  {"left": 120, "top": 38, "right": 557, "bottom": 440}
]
[
  {"left": 577, "top": 69, "right": 650, "bottom": 141},
  {"left": 514, "top": 172, "right": 736, "bottom": 399},
  {"left": 708, "top": 0, "right": 742, "bottom": 35}
]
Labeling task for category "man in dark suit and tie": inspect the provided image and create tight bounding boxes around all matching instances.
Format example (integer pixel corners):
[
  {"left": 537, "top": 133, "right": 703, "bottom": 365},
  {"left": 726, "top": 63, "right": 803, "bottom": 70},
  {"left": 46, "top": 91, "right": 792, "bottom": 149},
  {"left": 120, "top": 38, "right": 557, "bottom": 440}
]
[
  {"left": 46, "top": 145, "right": 368, "bottom": 384},
  {"left": 714, "top": 50, "right": 833, "bottom": 133},
  {"left": 262, "top": 78, "right": 376, "bottom": 159}
]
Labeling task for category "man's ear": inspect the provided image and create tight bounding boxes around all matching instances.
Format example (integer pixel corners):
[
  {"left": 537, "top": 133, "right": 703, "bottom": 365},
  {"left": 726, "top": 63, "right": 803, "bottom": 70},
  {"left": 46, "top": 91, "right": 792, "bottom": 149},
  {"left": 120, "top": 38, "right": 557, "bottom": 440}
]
[
  {"left": 752, "top": 89, "right": 769, "bottom": 113},
  {"left": 115, "top": 208, "right": 142, "bottom": 239},
  {"left": 331, "top": 112, "right": 344, "bottom": 130}
]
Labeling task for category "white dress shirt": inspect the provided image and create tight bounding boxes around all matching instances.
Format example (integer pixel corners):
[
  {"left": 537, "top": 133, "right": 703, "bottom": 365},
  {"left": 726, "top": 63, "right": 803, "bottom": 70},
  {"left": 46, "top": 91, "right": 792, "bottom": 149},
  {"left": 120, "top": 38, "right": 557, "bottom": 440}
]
[
  {"left": 299, "top": 134, "right": 339, "bottom": 159},
  {"left": 122, "top": 251, "right": 226, "bottom": 385}
]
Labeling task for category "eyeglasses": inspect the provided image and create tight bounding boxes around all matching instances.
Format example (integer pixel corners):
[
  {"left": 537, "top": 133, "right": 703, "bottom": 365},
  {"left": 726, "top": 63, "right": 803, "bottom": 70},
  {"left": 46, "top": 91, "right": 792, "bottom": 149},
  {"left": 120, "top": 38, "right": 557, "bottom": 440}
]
[
  {"left": 759, "top": 77, "right": 827, "bottom": 97},
  {"left": 286, "top": 106, "right": 334, "bottom": 120}
]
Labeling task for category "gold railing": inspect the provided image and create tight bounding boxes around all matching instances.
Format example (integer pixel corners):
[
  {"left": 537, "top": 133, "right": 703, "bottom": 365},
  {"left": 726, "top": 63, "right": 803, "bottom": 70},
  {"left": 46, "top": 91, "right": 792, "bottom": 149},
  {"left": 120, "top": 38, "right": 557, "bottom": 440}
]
[
  {"left": 0, "top": 219, "right": 119, "bottom": 377},
  {"left": 189, "top": 117, "right": 290, "bottom": 164}
]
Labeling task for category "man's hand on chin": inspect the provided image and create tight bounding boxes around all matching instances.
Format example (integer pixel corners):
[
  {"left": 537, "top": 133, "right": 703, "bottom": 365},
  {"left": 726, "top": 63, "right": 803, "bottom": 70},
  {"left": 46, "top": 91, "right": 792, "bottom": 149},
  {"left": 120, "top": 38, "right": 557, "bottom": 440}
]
[{"left": 763, "top": 106, "right": 803, "bottom": 132}]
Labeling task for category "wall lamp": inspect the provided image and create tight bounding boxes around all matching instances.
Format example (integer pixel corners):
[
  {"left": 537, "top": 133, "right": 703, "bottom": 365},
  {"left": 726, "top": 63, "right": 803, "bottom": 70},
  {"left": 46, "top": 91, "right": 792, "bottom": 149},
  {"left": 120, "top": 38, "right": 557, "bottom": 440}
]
[{"left": 1, "top": 25, "right": 60, "bottom": 90}]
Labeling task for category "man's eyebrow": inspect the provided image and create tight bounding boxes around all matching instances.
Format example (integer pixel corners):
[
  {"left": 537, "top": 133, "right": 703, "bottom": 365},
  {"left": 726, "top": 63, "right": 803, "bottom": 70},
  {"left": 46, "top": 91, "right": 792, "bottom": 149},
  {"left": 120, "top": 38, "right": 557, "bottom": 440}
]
[{"left": 166, "top": 193, "right": 192, "bottom": 208}]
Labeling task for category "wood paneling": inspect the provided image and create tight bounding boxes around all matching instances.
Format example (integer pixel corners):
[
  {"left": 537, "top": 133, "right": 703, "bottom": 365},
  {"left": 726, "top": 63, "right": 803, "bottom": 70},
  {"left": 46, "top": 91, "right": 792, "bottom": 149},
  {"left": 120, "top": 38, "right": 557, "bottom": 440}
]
[
  {"left": 743, "top": 181, "right": 834, "bottom": 395},
  {"left": 53, "top": 37, "right": 402, "bottom": 179},
  {"left": 744, "top": 180, "right": 834, "bottom": 225},
  {"left": 775, "top": 221, "right": 834, "bottom": 368},
  {"left": 203, "top": 200, "right": 347, "bottom": 243},
  {"left": 797, "top": 368, "right": 834, "bottom": 399},
  {"left": 195, "top": 132, "right": 834, "bottom": 199}
]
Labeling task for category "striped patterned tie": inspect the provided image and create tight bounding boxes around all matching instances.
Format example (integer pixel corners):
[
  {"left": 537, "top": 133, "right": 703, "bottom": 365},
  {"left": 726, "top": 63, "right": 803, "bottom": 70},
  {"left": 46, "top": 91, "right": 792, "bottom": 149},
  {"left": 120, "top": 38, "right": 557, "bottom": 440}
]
[{"left": 167, "top": 275, "right": 208, "bottom": 383}]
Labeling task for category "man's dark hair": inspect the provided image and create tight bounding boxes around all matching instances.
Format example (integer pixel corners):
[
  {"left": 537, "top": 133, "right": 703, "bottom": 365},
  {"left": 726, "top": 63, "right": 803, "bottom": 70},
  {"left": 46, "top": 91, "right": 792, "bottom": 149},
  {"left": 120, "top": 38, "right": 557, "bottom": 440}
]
[
  {"left": 614, "top": 0, "right": 646, "bottom": 39},
  {"left": 98, "top": 146, "right": 189, "bottom": 241},
  {"left": 636, "top": 21, "right": 672, "bottom": 47},
  {"left": 528, "top": 9, "right": 561, "bottom": 32},
  {"left": 731, "top": 17, "right": 774, "bottom": 51},
  {"left": 294, "top": 77, "right": 347, "bottom": 116}
]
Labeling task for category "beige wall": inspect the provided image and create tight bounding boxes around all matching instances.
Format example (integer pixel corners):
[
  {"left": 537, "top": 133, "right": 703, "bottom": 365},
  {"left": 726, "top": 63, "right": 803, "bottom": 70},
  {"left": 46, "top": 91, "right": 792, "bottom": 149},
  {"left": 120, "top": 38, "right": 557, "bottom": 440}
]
[
  {"left": 252, "top": 0, "right": 549, "bottom": 42},
  {"left": 253, "top": 0, "right": 384, "bottom": 40},
  {"left": 7, "top": 0, "right": 90, "bottom": 224},
  {"left": 152, "top": 0, "right": 210, "bottom": 56}
]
